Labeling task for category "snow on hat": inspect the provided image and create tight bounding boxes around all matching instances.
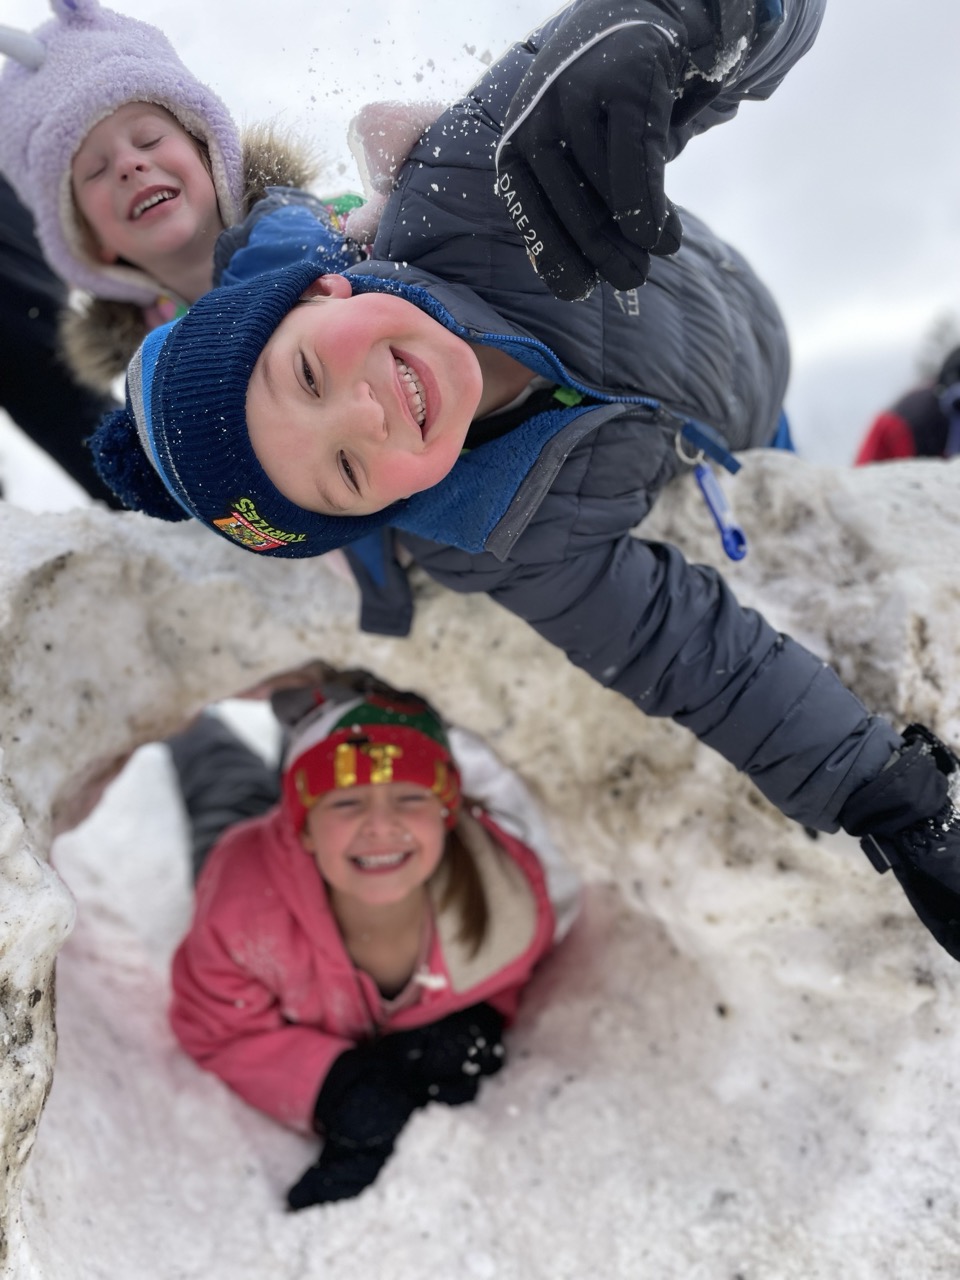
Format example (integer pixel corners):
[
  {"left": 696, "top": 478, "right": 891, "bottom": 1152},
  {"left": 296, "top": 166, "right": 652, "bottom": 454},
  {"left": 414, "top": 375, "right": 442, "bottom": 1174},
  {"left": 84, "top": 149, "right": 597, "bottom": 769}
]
[
  {"left": 0, "top": 0, "right": 243, "bottom": 304},
  {"left": 280, "top": 686, "right": 462, "bottom": 833},
  {"left": 87, "top": 256, "right": 405, "bottom": 557}
]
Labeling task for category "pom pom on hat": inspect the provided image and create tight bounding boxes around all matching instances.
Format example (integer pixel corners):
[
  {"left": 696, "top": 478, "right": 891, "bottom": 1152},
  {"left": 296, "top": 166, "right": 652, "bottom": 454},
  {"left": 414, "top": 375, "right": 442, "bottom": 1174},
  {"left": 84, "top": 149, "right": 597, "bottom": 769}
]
[
  {"left": 280, "top": 683, "right": 462, "bottom": 834},
  {"left": 88, "top": 405, "right": 189, "bottom": 521},
  {"left": 0, "top": 0, "right": 243, "bottom": 304}
]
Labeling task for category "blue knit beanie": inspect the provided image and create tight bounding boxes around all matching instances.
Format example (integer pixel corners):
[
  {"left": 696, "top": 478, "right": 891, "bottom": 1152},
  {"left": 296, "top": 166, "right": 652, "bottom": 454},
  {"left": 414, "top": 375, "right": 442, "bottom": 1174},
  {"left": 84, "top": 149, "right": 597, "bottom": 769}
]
[
  {"left": 88, "top": 258, "right": 404, "bottom": 558},
  {"left": 0, "top": 0, "right": 243, "bottom": 304}
]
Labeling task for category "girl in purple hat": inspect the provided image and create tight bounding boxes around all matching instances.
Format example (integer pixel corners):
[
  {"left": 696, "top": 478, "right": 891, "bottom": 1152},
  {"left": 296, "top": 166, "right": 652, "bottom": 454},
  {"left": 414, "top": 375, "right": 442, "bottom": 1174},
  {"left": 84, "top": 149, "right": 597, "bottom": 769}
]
[{"left": 0, "top": 0, "right": 362, "bottom": 393}]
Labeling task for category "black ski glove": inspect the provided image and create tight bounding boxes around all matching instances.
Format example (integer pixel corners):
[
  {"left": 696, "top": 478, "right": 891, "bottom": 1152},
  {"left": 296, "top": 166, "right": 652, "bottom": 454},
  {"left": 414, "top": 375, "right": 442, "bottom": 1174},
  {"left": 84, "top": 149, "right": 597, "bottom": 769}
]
[
  {"left": 286, "top": 1045, "right": 423, "bottom": 1210},
  {"left": 495, "top": 0, "right": 764, "bottom": 300},
  {"left": 840, "top": 723, "right": 960, "bottom": 962},
  {"left": 377, "top": 1003, "right": 507, "bottom": 1107}
]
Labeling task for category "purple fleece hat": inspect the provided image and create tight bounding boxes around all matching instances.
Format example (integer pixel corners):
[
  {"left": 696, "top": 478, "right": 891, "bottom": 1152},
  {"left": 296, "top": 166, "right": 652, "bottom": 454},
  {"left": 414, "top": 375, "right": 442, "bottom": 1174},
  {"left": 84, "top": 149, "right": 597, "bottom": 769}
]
[{"left": 0, "top": 0, "right": 243, "bottom": 304}]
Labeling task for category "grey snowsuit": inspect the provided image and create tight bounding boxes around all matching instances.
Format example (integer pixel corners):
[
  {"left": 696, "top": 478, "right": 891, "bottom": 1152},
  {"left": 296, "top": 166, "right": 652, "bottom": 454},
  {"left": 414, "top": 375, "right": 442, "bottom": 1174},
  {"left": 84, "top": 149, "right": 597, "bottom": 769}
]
[{"left": 340, "top": 0, "right": 899, "bottom": 832}]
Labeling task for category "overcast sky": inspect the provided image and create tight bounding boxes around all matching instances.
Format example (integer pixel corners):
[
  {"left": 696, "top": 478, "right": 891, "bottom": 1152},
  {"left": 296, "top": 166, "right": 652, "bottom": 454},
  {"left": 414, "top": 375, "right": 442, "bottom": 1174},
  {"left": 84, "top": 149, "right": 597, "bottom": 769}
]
[{"left": 6, "top": 0, "right": 960, "bottom": 462}]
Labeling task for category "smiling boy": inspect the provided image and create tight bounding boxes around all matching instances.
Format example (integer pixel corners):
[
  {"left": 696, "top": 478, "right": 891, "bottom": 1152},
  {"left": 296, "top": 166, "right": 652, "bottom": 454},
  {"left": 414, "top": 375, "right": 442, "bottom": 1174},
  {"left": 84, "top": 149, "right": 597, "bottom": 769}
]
[{"left": 245, "top": 275, "right": 534, "bottom": 516}]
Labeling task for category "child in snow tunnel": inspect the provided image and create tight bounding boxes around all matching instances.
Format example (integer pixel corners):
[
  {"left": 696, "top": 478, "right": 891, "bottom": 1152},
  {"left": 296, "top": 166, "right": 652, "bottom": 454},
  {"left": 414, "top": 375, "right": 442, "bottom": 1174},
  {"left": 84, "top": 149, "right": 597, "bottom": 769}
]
[
  {"left": 89, "top": 0, "right": 960, "bottom": 966},
  {"left": 0, "top": 0, "right": 366, "bottom": 395},
  {"left": 169, "top": 671, "right": 580, "bottom": 1208}
]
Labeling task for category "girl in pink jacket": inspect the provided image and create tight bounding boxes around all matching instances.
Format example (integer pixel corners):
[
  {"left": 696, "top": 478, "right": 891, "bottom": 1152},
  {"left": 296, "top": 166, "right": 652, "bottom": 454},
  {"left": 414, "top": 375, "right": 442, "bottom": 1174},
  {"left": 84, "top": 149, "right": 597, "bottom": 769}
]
[{"left": 169, "top": 673, "right": 579, "bottom": 1209}]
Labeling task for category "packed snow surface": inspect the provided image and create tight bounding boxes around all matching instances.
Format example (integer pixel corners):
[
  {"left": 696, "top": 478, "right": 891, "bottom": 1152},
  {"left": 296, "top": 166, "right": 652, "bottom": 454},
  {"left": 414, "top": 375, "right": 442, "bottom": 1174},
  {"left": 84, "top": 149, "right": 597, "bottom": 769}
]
[{"left": 1, "top": 451, "right": 959, "bottom": 1278}]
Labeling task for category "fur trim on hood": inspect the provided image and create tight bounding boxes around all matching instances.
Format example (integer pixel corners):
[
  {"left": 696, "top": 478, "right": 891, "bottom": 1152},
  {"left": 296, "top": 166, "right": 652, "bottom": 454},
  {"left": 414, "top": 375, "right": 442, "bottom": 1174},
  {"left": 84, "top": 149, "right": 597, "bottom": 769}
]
[{"left": 59, "top": 122, "right": 323, "bottom": 394}]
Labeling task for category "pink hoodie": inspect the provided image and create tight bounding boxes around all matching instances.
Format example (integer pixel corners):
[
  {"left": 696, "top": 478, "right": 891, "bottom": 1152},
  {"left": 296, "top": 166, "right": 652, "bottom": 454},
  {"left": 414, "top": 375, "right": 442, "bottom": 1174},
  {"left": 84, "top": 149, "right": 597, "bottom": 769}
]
[{"left": 170, "top": 804, "right": 558, "bottom": 1132}]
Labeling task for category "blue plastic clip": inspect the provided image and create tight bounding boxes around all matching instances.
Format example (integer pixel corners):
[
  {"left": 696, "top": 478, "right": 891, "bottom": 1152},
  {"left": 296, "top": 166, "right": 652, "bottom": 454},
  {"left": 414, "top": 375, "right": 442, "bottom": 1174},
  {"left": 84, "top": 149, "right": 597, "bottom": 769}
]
[
  {"left": 680, "top": 420, "right": 741, "bottom": 475},
  {"left": 694, "top": 463, "right": 747, "bottom": 561}
]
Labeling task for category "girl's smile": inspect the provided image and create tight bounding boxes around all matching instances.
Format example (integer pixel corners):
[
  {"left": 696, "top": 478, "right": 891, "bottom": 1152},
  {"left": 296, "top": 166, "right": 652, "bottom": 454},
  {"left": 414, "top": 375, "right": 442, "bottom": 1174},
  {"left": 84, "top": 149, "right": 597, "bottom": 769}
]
[{"left": 300, "top": 780, "right": 446, "bottom": 910}]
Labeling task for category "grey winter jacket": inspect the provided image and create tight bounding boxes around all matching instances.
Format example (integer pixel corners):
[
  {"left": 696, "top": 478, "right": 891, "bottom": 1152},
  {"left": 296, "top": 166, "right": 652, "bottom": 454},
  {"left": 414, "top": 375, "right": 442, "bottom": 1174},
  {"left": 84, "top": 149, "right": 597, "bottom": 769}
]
[{"left": 332, "top": 0, "right": 900, "bottom": 832}]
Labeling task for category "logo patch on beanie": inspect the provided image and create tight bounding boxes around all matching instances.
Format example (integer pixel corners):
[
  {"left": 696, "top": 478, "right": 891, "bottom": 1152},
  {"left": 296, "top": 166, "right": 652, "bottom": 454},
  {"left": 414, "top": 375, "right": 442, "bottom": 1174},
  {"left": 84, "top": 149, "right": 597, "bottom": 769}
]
[{"left": 213, "top": 498, "right": 306, "bottom": 551}]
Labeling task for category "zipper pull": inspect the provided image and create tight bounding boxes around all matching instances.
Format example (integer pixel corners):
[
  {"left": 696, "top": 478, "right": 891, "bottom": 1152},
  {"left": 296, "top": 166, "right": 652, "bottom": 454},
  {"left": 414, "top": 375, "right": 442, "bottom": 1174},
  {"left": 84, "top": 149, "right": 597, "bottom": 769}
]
[{"left": 694, "top": 462, "right": 747, "bottom": 561}]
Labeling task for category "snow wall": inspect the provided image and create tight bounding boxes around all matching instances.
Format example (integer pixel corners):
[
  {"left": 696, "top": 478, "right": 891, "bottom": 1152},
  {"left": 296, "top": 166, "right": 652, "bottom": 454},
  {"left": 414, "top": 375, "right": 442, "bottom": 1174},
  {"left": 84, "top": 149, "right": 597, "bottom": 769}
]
[{"left": 2, "top": 452, "right": 959, "bottom": 1279}]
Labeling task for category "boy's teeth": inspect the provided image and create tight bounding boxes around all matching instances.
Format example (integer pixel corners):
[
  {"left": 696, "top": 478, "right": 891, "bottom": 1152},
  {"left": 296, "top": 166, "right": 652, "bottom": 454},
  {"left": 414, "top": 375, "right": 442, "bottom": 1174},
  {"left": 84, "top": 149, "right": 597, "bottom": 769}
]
[
  {"left": 395, "top": 358, "right": 426, "bottom": 427},
  {"left": 132, "top": 190, "right": 176, "bottom": 219}
]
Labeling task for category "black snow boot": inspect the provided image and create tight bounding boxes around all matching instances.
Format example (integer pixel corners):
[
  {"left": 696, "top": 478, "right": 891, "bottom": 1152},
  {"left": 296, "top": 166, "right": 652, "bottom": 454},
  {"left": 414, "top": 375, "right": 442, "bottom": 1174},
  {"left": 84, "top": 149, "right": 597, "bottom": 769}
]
[{"left": 839, "top": 723, "right": 960, "bottom": 960}]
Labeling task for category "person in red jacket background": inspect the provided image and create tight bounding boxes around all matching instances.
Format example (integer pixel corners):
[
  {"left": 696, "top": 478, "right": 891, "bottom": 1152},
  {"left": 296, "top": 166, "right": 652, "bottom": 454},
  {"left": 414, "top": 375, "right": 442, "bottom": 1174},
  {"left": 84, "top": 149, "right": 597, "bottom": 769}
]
[
  {"left": 169, "top": 670, "right": 579, "bottom": 1210},
  {"left": 854, "top": 347, "right": 960, "bottom": 463}
]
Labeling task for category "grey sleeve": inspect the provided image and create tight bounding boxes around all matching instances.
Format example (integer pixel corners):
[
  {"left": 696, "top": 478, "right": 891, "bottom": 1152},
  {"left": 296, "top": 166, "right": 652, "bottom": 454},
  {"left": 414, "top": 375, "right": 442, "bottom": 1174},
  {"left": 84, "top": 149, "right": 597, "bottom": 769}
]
[
  {"left": 405, "top": 528, "right": 899, "bottom": 831},
  {"left": 666, "top": 0, "right": 828, "bottom": 151}
]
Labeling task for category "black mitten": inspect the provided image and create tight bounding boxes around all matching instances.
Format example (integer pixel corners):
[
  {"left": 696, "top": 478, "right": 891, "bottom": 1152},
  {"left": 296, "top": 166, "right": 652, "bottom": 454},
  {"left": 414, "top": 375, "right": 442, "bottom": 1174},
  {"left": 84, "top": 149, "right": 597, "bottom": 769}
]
[
  {"left": 287, "top": 1140, "right": 396, "bottom": 1210},
  {"left": 313, "top": 1045, "right": 423, "bottom": 1146},
  {"left": 286, "top": 1045, "right": 423, "bottom": 1210},
  {"left": 495, "top": 0, "right": 763, "bottom": 299},
  {"left": 378, "top": 1004, "right": 507, "bottom": 1107}
]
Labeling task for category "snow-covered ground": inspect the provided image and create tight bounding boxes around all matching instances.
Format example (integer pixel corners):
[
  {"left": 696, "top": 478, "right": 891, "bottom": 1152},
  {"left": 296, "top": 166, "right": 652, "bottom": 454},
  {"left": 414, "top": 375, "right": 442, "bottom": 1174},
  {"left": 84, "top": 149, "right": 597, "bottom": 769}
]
[{"left": 2, "top": 433, "right": 960, "bottom": 1278}]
